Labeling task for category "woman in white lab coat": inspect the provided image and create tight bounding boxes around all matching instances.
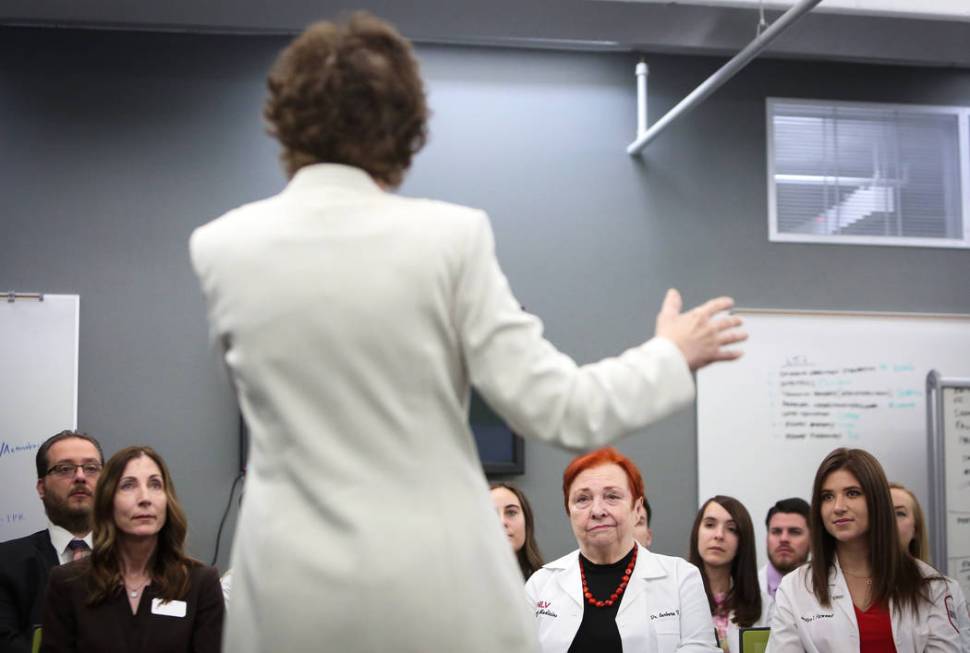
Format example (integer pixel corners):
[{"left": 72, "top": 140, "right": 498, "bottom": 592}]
[
  {"left": 689, "top": 496, "right": 767, "bottom": 653},
  {"left": 890, "top": 483, "right": 970, "bottom": 652},
  {"left": 768, "top": 448, "right": 961, "bottom": 653},
  {"left": 525, "top": 447, "right": 719, "bottom": 653}
]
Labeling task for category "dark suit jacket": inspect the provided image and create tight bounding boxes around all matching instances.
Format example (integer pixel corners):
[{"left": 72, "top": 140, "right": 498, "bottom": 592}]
[
  {"left": 0, "top": 529, "right": 59, "bottom": 653},
  {"left": 40, "top": 562, "right": 223, "bottom": 653}
]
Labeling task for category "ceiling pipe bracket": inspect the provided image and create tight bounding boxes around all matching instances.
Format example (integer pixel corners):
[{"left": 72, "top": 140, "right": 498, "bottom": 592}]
[{"left": 627, "top": 0, "right": 823, "bottom": 156}]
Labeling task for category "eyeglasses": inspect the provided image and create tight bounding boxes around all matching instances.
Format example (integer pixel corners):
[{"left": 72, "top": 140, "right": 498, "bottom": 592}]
[{"left": 46, "top": 463, "right": 103, "bottom": 478}]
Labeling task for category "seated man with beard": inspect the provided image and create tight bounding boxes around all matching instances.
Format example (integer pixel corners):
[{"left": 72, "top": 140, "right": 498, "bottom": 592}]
[
  {"left": 0, "top": 430, "right": 104, "bottom": 653},
  {"left": 758, "top": 498, "right": 810, "bottom": 623}
]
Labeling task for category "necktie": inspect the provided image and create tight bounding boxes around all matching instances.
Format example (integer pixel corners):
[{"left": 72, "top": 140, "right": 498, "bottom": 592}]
[{"left": 67, "top": 539, "right": 90, "bottom": 562}]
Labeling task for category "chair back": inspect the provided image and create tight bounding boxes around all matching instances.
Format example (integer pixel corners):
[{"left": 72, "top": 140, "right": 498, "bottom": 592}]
[{"left": 739, "top": 627, "right": 770, "bottom": 653}]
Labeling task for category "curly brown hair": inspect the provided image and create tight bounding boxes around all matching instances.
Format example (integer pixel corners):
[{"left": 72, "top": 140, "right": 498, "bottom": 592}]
[
  {"left": 264, "top": 12, "right": 429, "bottom": 186},
  {"left": 85, "top": 446, "right": 199, "bottom": 605}
]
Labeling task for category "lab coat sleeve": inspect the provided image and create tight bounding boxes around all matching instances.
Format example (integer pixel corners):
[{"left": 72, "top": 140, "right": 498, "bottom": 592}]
[
  {"left": 454, "top": 210, "right": 695, "bottom": 451},
  {"left": 925, "top": 578, "right": 962, "bottom": 653},
  {"left": 949, "top": 581, "right": 970, "bottom": 653},
  {"left": 765, "top": 575, "right": 806, "bottom": 653},
  {"left": 677, "top": 563, "right": 721, "bottom": 652}
]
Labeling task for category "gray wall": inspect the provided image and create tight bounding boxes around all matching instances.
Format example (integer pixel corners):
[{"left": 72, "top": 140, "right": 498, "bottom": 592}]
[{"left": 1, "top": 27, "right": 968, "bottom": 568}]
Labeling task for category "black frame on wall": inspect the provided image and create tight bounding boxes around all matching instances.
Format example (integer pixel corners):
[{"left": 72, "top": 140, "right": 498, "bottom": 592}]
[{"left": 470, "top": 390, "right": 525, "bottom": 476}]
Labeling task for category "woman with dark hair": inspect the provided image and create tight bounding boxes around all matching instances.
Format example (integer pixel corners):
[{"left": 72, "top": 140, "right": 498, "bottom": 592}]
[
  {"left": 490, "top": 483, "right": 544, "bottom": 580},
  {"left": 526, "top": 447, "right": 718, "bottom": 652},
  {"left": 890, "top": 482, "right": 970, "bottom": 651},
  {"left": 189, "top": 11, "right": 745, "bottom": 653},
  {"left": 689, "top": 496, "right": 764, "bottom": 652},
  {"left": 41, "top": 446, "right": 224, "bottom": 652},
  {"left": 768, "top": 448, "right": 960, "bottom": 652}
]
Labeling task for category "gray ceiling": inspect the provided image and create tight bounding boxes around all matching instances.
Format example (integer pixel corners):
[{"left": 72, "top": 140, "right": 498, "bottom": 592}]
[{"left": 2, "top": 0, "right": 969, "bottom": 68}]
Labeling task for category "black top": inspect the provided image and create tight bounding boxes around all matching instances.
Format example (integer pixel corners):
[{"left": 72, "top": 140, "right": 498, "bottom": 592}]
[
  {"left": 41, "top": 560, "right": 224, "bottom": 653},
  {"left": 567, "top": 547, "right": 635, "bottom": 653}
]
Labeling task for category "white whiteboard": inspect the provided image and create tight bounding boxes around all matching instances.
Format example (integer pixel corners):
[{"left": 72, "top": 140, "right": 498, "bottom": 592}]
[
  {"left": 941, "top": 385, "right": 970, "bottom": 598},
  {"left": 0, "top": 295, "right": 79, "bottom": 541},
  {"left": 697, "top": 310, "right": 970, "bottom": 567}
]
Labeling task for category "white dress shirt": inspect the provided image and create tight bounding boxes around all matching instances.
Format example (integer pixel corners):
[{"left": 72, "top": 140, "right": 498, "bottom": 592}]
[{"left": 47, "top": 522, "right": 92, "bottom": 565}]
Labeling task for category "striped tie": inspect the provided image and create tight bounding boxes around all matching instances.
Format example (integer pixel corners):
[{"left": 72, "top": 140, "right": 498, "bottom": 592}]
[{"left": 67, "top": 539, "right": 90, "bottom": 562}]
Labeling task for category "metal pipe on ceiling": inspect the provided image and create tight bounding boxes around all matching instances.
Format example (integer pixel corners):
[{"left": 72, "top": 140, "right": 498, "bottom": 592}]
[{"left": 627, "top": 0, "right": 824, "bottom": 156}]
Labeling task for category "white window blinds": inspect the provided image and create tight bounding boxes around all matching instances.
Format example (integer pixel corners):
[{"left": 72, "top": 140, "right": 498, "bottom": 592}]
[{"left": 767, "top": 98, "right": 970, "bottom": 248}]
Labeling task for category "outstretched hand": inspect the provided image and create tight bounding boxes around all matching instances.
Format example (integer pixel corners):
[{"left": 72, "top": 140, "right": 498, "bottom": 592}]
[{"left": 654, "top": 289, "right": 747, "bottom": 371}]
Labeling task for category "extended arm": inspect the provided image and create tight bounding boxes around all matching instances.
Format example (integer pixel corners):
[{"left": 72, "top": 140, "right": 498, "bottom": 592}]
[{"left": 455, "top": 212, "right": 744, "bottom": 450}]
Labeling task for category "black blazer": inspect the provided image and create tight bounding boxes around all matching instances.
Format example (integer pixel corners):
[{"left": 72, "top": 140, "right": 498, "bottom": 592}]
[
  {"left": 0, "top": 529, "right": 59, "bottom": 653},
  {"left": 40, "top": 562, "right": 224, "bottom": 653}
]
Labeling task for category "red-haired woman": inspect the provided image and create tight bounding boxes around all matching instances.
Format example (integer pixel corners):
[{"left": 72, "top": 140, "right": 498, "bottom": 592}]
[
  {"left": 526, "top": 447, "right": 719, "bottom": 652},
  {"left": 41, "top": 447, "right": 223, "bottom": 652},
  {"left": 768, "top": 448, "right": 960, "bottom": 652},
  {"left": 688, "top": 496, "right": 765, "bottom": 652}
]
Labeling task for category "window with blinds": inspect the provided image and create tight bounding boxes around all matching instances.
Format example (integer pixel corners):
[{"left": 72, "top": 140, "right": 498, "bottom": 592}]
[{"left": 767, "top": 98, "right": 970, "bottom": 248}]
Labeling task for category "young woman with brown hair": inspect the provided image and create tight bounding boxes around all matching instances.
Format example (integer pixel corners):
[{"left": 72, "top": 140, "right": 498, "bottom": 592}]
[
  {"left": 689, "top": 496, "right": 765, "bottom": 652},
  {"left": 768, "top": 448, "right": 960, "bottom": 652},
  {"left": 490, "top": 483, "right": 544, "bottom": 580}
]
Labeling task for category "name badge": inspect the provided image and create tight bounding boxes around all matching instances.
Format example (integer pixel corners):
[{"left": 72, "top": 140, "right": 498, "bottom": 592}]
[{"left": 151, "top": 598, "right": 187, "bottom": 618}]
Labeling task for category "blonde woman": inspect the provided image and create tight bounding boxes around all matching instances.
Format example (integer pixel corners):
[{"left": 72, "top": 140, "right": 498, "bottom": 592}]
[{"left": 890, "top": 482, "right": 970, "bottom": 651}]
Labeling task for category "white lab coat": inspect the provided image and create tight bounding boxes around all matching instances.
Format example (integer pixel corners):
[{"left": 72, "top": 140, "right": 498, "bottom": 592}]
[
  {"left": 525, "top": 545, "right": 720, "bottom": 652},
  {"left": 943, "top": 578, "right": 970, "bottom": 652},
  {"left": 190, "top": 164, "right": 697, "bottom": 653},
  {"left": 721, "top": 600, "right": 771, "bottom": 653},
  {"left": 767, "top": 557, "right": 961, "bottom": 653}
]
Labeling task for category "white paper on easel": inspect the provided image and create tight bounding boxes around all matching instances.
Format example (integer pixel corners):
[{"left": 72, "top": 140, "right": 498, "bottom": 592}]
[{"left": 0, "top": 294, "right": 79, "bottom": 540}]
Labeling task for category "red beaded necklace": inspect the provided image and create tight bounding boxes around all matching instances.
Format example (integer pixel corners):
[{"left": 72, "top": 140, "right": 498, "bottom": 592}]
[{"left": 579, "top": 545, "right": 638, "bottom": 608}]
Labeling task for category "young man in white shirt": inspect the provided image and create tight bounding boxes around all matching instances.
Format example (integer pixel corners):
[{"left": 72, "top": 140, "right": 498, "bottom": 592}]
[{"left": 759, "top": 498, "right": 810, "bottom": 623}]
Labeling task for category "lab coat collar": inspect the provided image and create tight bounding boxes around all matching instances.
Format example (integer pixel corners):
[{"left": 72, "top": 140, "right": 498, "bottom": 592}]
[
  {"left": 830, "top": 555, "right": 859, "bottom": 629},
  {"left": 544, "top": 545, "right": 661, "bottom": 612},
  {"left": 546, "top": 550, "right": 584, "bottom": 608},
  {"left": 618, "top": 546, "right": 665, "bottom": 616},
  {"left": 283, "top": 163, "right": 385, "bottom": 198}
]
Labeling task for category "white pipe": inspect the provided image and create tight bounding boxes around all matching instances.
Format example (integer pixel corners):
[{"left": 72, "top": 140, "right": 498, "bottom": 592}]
[
  {"left": 627, "top": 0, "right": 823, "bottom": 156},
  {"left": 636, "top": 61, "right": 649, "bottom": 137}
]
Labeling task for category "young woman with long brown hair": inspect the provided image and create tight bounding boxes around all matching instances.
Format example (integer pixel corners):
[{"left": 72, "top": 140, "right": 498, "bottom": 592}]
[
  {"left": 689, "top": 495, "right": 765, "bottom": 652},
  {"left": 490, "top": 483, "right": 544, "bottom": 580},
  {"left": 768, "top": 448, "right": 960, "bottom": 652}
]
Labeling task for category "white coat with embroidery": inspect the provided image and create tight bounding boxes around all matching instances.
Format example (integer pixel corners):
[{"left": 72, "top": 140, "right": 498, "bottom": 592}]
[
  {"left": 767, "top": 557, "right": 961, "bottom": 653},
  {"left": 525, "top": 545, "right": 720, "bottom": 652}
]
